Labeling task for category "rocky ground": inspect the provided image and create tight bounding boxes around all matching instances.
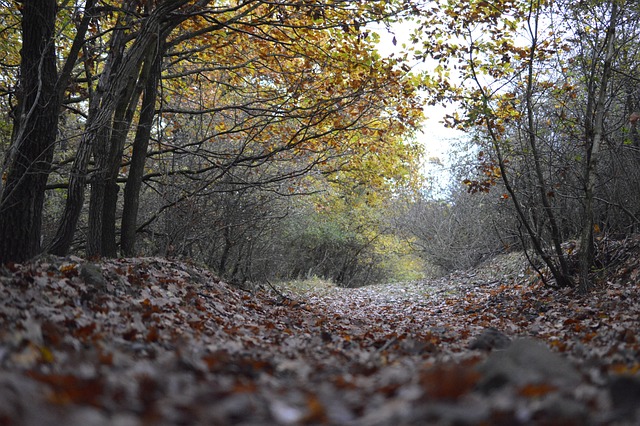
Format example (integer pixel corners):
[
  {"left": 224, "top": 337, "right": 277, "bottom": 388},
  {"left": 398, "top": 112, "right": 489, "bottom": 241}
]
[{"left": 1, "top": 236, "right": 640, "bottom": 425}]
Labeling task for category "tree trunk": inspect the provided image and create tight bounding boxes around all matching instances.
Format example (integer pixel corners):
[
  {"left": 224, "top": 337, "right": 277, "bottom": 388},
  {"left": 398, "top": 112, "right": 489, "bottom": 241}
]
[
  {"left": 578, "top": 2, "right": 618, "bottom": 294},
  {"left": 121, "top": 43, "right": 164, "bottom": 256},
  {"left": 89, "top": 58, "right": 144, "bottom": 257},
  {"left": 48, "top": 8, "right": 130, "bottom": 256},
  {"left": 86, "top": 123, "right": 114, "bottom": 257},
  {"left": 523, "top": 9, "right": 572, "bottom": 287},
  {"left": 0, "top": 0, "right": 59, "bottom": 263},
  {"left": 101, "top": 64, "right": 148, "bottom": 256},
  {"left": 50, "top": 2, "right": 185, "bottom": 256},
  {"left": 47, "top": 135, "right": 93, "bottom": 256}
]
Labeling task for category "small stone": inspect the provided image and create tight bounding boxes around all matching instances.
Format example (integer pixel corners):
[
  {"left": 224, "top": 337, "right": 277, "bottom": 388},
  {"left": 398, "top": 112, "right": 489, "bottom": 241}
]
[
  {"left": 80, "top": 263, "right": 107, "bottom": 288},
  {"left": 80, "top": 263, "right": 107, "bottom": 299}
]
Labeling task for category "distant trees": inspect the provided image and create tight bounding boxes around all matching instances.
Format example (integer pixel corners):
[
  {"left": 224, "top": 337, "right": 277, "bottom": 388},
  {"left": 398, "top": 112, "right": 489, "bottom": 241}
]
[
  {"left": 282, "top": 182, "right": 421, "bottom": 286},
  {"left": 399, "top": 184, "right": 515, "bottom": 274}
]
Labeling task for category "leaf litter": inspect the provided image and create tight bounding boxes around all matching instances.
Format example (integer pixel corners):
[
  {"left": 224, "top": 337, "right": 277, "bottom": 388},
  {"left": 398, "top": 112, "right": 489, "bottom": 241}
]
[{"left": 0, "top": 239, "right": 639, "bottom": 425}]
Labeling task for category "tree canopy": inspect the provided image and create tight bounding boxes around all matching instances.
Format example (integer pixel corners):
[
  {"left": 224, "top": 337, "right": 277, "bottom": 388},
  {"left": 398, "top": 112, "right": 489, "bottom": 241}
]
[
  {"left": 0, "top": 0, "right": 424, "bottom": 269},
  {"left": 1, "top": 0, "right": 639, "bottom": 292}
]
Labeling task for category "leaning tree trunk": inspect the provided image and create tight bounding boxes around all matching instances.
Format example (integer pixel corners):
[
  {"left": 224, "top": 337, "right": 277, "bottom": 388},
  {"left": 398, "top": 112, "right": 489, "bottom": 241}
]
[
  {"left": 89, "top": 64, "right": 142, "bottom": 257},
  {"left": 48, "top": 7, "right": 131, "bottom": 256},
  {"left": 50, "top": 2, "right": 185, "bottom": 256},
  {"left": 120, "top": 43, "right": 164, "bottom": 256},
  {"left": 0, "top": 0, "right": 59, "bottom": 263},
  {"left": 100, "top": 80, "right": 141, "bottom": 257}
]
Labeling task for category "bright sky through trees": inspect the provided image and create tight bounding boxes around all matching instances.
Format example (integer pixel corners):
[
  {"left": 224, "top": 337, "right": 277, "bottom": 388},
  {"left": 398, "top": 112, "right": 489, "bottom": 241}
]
[{"left": 373, "top": 21, "right": 463, "bottom": 193}]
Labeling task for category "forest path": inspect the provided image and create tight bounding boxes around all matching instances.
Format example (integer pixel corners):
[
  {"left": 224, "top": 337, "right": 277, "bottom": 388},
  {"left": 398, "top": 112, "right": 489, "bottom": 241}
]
[{"left": 1, "top": 254, "right": 639, "bottom": 425}]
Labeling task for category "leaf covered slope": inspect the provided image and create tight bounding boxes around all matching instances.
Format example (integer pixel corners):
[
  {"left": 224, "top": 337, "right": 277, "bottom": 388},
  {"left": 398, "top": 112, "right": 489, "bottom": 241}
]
[{"left": 1, "top": 244, "right": 640, "bottom": 425}]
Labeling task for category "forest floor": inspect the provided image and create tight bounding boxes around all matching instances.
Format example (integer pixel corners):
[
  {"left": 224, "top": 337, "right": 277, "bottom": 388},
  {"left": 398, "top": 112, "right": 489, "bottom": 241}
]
[{"left": 1, "top": 237, "right": 640, "bottom": 425}]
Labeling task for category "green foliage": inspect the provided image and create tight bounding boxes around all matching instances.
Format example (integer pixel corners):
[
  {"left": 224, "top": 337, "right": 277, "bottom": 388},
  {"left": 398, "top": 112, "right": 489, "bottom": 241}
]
[
  {"left": 274, "top": 186, "right": 422, "bottom": 287},
  {"left": 275, "top": 276, "right": 336, "bottom": 296}
]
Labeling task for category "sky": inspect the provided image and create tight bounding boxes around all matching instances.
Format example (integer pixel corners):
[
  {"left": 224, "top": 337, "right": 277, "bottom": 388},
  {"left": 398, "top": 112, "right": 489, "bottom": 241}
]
[{"left": 372, "top": 22, "right": 465, "bottom": 193}]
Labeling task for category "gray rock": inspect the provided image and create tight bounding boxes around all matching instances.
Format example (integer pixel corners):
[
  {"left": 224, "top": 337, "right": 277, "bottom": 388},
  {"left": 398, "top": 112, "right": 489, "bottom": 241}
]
[
  {"left": 531, "top": 394, "right": 589, "bottom": 425},
  {"left": 468, "top": 327, "right": 511, "bottom": 351},
  {"left": 609, "top": 375, "right": 640, "bottom": 418},
  {"left": 0, "top": 372, "right": 58, "bottom": 426},
  {"left": 477, "top": 338, "right": 581, "bottom": 391}
]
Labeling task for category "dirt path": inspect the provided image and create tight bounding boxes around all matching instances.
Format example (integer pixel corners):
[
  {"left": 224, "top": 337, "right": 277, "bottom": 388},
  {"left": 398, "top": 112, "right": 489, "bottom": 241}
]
[{"left": 1, "top": 256, "right": 639, "bottom": 425}]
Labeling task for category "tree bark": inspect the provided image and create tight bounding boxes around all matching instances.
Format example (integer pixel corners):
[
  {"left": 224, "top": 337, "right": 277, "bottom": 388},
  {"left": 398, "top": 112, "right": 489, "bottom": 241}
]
[
  {"left": 50, "top": 1, "right": 188, "bottom": 256},
  {"left": 101, "top": 46, "right": 156, "bottom": 257},
  {"left": 0, "top": 0, "right": 59, "bottom": 263},
  {"left": 523, "top": 3, "right": 572, "bottom": 287},
  {"left": 121, "top": 43, "right": 165, "bottom": 257},
  {"left": 578, "top": 2, "right": 618, "bottom": 293},
  {"left": 89, "top": 59, "right": 142, "bottom": 257},
  {"left": 48, "top": 5, "right": 130, "bottom": 256},
  {"left": 48, "top": 22, "right": 126, "bottom": 256}
]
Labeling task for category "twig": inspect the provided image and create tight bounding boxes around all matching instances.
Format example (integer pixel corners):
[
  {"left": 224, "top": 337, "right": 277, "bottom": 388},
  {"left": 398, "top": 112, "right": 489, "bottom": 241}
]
[{"left": 264, "top": 278, "right": 304, "bottom": 306}]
